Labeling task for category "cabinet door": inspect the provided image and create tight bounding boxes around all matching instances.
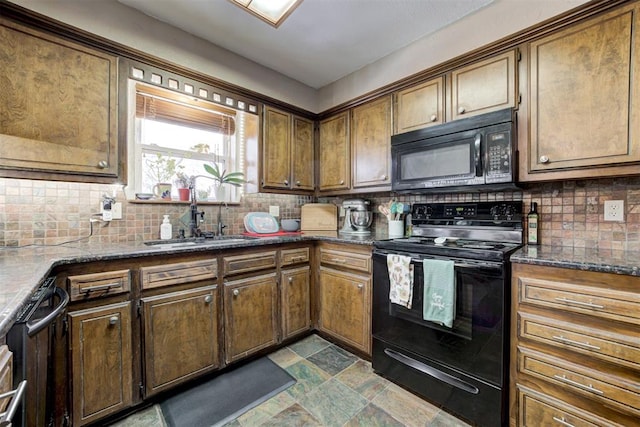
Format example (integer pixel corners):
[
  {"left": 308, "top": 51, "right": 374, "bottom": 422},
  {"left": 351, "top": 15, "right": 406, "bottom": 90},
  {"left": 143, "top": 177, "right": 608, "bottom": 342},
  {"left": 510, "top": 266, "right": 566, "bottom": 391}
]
[
  {"left": 395, "top": 77, "right": 445, "bottom": 134},
  {"left": 318, "top": 266, "right": 371, "bottom": 354},
  {"left": 141, "top": 286, "right": 218, "bottom": 397},
  {"left": 0, "top": 18, "right": 119, "bottom": 182},
  {"left": 68, "top": 302, "right": 132, "bottom": 426},
  {"left": 224, "top": 273, "right": 278, "bottom": 364},
  {"left": 291, "top": 116, "right": 315, "bottom": 190},
  {"left": 319, "top": 112, "right": 350, "bottom": 191},
  {"left": 528, "top": 4, "right": 640, "bottom": 173},
  {"left": 450, "top": 50, "right": 517, "bottom": 121},
  {"left": 281, "top": 266, "right": 311, "bottom": 340},
  {"left": 351, "top": 96, "right": 392, "bottom": 189},
  {"left": 262, "top": 106, "right": 291, "bottom": 189}
]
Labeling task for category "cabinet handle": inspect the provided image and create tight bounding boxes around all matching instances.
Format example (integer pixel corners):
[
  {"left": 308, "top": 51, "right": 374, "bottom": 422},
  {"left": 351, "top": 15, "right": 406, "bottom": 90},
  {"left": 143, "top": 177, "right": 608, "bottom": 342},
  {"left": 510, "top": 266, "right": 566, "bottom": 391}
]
[
  {"left": 109, "top": 316, "right": 119, "bottom": 325},
  {"left": 539, "top": 155, "right": 550, "bottom": 163},
  {"left": 458, "top": 107, "right": 465, "bottom": 114},
  {"left": 330, "top": 258, "right": 346, "bottom": 263},
  {"left": 204, "top": 295, "right": 212, "bottom": 303},
  {"left": 80, "top": 282, "right": 120, "bottom": 294},
  {"left": 554, "top": 297, "right": 603, "bottom": 309},
  {"left": 552, "top": 374, "right": 603, "bottom": 395},
  {"left": 233, "top": 289, "right": 239, "bottom": 297},
  {"left": 430, "top": 114, "right": 437, "bottom": 122},
  {"left": 291, "top": 256, "right": 305, "bottom": 262},
  {"left": 98, "top": 160, "right": 108, "bottom": 169},
  {"left": 284, "top": 179, "right": 289, "bottom": 185},
  {"left": 552, "top": 335, "right": 601, "bottom": 351},
  {"left": 552, "top": 416, "right": 575, "bottom": 427}
]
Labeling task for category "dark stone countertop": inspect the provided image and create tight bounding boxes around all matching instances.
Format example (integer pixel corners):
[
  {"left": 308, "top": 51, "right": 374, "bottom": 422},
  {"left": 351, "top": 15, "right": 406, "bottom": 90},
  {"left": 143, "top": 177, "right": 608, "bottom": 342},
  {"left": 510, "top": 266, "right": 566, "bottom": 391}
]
[
  {"left": 0, "top": 231, "right": 382, "bottom": 337},
  {"left": 510, "top": 244, "right": 640, "bottom": 276}
]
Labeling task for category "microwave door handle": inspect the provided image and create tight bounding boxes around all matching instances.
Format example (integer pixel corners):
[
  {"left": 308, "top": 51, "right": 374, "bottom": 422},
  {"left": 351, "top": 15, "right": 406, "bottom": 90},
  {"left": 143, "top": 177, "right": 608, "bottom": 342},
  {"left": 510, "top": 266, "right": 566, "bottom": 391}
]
[{"left": 474, "top": 133, "right": 482, "bottom": 177}]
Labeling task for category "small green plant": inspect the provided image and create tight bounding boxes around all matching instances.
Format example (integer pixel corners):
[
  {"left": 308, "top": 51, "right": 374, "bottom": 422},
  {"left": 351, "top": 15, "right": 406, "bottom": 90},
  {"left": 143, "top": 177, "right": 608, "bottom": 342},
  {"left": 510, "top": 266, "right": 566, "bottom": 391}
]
[
  {"left": 144, "top": 153, "right": 183, "bottom": 183},
  {"left": 203, "top": 162, "right": 245, "bottom": 187},
  {"left": 174, "top": 171, "right": 192, "bottom": 188}
]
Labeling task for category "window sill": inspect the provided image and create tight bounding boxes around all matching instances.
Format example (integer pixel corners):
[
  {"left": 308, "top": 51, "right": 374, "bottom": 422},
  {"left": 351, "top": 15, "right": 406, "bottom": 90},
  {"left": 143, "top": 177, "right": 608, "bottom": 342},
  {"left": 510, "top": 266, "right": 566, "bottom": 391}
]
[{"left": 127, "top": 199, "right": 240, "bottom": 206}]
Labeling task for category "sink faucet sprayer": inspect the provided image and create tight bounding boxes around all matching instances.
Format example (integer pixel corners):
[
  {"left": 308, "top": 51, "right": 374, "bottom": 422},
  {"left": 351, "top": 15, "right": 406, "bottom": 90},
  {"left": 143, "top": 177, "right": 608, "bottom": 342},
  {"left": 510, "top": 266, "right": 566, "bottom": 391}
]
[{"left": 187, "top": 179, "right": 226, "bottom": 237}]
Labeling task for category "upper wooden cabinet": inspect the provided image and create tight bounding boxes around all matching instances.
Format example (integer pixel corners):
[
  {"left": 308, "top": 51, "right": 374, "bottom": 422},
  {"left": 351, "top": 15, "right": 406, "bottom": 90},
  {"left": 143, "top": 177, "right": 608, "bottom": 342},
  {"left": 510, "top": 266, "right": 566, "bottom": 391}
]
[
  {"left": 319, "top": 111, "right": 350, "bottom": 191},
  {"left": 351, "top": 95, "right": 392, "bottom": 189},
  {"left": 521, "top": 2, "right": 640, "bottom": 181},
  {"left": 0, "top": 18, "right": 120, "bottom": 182},
  {"left": 262, "top": 106, "right": 314, "bottom": 191},
  {"left": 395, "top": 50, "right": 518, "bottom": 135}
]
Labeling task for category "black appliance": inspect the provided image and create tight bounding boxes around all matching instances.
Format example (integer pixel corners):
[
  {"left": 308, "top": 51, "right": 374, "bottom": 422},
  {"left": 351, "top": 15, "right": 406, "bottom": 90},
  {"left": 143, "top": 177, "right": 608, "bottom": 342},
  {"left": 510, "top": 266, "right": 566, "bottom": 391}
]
[
  {"left": 7, "top": 277, "right": 69, "bottom": 427},
  {"left": 391, "top": 108, "right": 517, "bottom": 193},
  {"left": 372, "top": 201, "right": 523, "bottom": 426}
]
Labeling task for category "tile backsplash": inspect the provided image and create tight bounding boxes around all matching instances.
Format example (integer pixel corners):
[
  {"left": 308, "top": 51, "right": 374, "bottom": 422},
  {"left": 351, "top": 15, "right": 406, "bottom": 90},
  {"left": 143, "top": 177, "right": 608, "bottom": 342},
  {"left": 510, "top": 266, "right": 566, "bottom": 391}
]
[{"left": 1, "top": 176, "right": 638, "bottom": 251}]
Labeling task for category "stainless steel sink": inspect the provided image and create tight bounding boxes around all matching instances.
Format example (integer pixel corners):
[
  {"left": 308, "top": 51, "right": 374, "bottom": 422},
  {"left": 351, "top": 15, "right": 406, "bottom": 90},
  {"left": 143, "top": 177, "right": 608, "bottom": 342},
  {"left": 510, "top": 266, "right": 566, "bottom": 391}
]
[{"left": 144, "top": 236, "right": 256, "bottom": 249}]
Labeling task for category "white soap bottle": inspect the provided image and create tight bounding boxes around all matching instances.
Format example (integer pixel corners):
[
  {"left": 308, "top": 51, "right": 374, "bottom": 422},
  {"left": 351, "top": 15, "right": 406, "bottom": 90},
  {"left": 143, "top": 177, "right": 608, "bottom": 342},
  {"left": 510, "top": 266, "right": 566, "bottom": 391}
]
[{"left": 160, "top": 215, "right": 172, "bottom": 240}]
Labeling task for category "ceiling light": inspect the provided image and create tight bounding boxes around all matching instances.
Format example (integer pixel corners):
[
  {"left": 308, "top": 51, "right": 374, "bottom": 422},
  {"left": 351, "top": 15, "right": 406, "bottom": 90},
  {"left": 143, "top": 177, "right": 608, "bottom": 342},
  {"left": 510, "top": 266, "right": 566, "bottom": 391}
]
[{"left": 229, "top": 0, "right": 302, "bottom": 28}]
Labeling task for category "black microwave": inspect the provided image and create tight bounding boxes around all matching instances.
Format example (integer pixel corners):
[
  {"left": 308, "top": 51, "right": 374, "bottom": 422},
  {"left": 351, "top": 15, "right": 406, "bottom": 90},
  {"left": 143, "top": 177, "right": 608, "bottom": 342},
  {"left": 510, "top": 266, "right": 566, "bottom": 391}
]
[{"left": 391, "top": 108, "right": 518, "bottom": 193}]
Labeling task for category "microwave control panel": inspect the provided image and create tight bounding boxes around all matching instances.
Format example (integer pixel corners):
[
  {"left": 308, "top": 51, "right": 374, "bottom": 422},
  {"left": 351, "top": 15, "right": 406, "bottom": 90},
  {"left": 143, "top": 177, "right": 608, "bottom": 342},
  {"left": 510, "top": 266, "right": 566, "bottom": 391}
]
[{"left": 486, "top": 130, "right": 512, "bottom": 180}]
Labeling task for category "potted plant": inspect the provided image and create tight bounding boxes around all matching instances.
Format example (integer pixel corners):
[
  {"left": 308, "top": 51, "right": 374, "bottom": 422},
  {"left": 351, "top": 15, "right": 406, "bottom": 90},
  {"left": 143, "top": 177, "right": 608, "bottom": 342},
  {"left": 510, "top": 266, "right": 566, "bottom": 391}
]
[
  {"left": 203, "top": 162, "right": 245, "bottom": 202},
  {"left": 144, "top": 154, "right": 182, "bottom": 200},
  {"left": 174, "top": 171, "right": 192, "bottom": 201}
]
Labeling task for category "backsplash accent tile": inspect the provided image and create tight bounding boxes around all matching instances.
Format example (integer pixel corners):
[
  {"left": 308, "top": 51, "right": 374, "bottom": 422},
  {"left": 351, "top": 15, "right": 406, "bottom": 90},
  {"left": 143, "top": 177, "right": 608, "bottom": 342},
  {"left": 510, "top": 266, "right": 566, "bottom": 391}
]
[{"left": 1, "top": 176, "right": 638, "bottom": 250}]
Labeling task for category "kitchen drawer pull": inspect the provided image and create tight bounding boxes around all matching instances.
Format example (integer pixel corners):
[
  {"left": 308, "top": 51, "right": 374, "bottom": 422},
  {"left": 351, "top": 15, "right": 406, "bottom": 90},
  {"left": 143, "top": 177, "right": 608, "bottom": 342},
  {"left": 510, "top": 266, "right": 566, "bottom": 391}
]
[
  {"left": 329, "top": 258, "right": 346, "bottom": 263},
  {"left": 552, "top": 416, "right": 575, "bottom": 427},
  {"left": 291, "top": 256, "right": 306, "bottom": 262},
  {"left": 553, "top": 374, "right": 604, "bottom": 395},
  {"left": 552, "top": 335, "right": 601, "bottom": 351},
  {"left": 109, "top": 316, "right": 119, "bottom": 325},
  {"left": 554, "top": 297, "right": 604, "bottom": 309},
  {"left": 97, "top": 160, "right": 109, "bottom": 169},
  {"left": 81, "top": 282, "right": 121, "bottom": 293},
  {"left": 204, "top": 295, "right": 212, "bottom": 303}
]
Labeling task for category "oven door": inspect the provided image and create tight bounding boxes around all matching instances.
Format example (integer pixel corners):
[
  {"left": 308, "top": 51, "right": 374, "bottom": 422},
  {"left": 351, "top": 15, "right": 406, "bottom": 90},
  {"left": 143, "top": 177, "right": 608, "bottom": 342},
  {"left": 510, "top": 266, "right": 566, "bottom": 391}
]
[
  {"left": 372, "top": 249, "right": 509, "bottom": 387},
  {"left": 391, "top": 128, "right": 484, "bottom": 191}
]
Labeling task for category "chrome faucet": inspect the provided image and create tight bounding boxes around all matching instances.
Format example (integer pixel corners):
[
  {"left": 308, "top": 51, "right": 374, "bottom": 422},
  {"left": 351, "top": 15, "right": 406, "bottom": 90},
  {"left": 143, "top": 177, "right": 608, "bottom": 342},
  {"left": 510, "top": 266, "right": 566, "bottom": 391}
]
[
  {"left": 216, "top": 203, "right": 226, "bottom": 236},
  {"left": 188, "top": 185, "right": 204, "bottom": 237}
]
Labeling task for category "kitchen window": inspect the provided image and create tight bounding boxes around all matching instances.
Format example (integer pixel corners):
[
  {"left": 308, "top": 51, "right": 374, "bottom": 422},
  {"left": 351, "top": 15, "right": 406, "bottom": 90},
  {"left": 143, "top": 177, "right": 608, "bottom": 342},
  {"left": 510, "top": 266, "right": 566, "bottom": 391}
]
[{"left": 127, "top": 82, "right": 248, "bottom": 203}]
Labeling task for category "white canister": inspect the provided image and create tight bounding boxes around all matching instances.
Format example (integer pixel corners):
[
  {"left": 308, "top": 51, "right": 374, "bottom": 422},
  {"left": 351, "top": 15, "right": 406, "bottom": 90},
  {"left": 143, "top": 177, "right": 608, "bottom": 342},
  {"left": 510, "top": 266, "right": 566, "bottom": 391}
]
[{"left": 388, "top": 220, "right": 404, "bottom": 238}]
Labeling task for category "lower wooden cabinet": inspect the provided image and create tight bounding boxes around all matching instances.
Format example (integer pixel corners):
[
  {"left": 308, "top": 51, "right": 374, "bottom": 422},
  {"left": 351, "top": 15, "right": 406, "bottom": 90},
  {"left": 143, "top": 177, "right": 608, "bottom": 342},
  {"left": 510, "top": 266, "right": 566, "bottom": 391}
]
[
  {"left": 224, "top": 273, "right": 279, "bottom": 364},
  {"left": 68, "top": 302, "right": 133, "bottom": 426},
  {"left": 141, "top": 285, "right": 219, "bottom": 397},
  {"left": 281, "top": 265, "right": 311, "bottom": 340}
]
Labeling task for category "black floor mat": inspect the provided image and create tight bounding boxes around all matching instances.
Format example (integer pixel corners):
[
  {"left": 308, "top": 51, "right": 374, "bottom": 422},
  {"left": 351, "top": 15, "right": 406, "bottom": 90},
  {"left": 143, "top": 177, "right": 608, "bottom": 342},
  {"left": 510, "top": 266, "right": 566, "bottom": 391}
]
[{"left": 160, "top": 357, "right": 296, "bottom": 427}]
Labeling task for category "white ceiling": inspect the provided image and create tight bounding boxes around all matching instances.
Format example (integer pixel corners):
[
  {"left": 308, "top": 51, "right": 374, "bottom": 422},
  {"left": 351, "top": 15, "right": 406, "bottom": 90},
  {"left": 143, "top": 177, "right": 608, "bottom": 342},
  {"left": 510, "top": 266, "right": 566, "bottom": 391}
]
[{"left": 117, "top": 0, "right": 494, "bottom": 89}]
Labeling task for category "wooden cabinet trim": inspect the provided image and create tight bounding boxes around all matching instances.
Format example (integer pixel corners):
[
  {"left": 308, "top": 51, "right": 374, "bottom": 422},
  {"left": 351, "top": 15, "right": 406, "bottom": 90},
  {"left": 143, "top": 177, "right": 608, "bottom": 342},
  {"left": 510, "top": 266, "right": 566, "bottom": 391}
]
[
  {"left": 280, "top": 247, "right": 310, "bottom": 266},
  {"left": 68, "top": 269, "right": 131, "bottom": 301},
  {"left": 395, "top": 76, "right": 445, "bottom": 134},
  {"left": 281, "top": 265, "right": 311, "bottom": 339},
  {"left": 319, "top": 248, "right": 372, "bottom": 273},
  {"left": 140, "top": 259, "right": 217, "bottom": 290}
]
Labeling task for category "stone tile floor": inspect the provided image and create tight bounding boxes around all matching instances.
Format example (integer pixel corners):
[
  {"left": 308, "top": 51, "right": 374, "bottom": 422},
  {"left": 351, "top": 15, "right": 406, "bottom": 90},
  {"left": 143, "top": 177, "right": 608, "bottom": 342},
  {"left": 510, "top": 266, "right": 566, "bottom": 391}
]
[{"left": 110, "top": 334, "right": 471, "bottom": 427}]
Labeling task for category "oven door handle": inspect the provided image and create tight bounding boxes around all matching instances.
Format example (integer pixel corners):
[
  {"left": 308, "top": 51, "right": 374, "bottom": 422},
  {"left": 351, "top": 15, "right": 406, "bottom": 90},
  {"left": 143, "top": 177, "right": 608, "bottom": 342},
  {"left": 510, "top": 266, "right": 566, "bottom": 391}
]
[
  {"left": 474, "top": 133, "right": 482, "bottom": 177},
  {"left": 410, "top": 258, "right": 502, "bottom": 270},
  {"left": 0, "top": 379, "right": 27, "bottom": 427},
  {"left": 384, "top": 348, "right": 479, "bottom": 394},
  {"left": 26, "top": 287, "right": 69, "bottom": 337}
]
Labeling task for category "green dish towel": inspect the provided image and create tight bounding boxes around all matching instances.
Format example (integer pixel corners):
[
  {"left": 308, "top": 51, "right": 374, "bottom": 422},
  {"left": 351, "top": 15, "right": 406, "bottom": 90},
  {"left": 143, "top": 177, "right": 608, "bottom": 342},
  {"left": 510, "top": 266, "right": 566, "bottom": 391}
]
[{"left": 422, "top": 259, "right": 456, "bottom": 328}]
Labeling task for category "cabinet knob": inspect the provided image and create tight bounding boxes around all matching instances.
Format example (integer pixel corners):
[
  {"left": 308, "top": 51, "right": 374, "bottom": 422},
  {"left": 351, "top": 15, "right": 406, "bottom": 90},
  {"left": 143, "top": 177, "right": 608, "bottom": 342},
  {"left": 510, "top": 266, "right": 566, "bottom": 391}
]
[
  {"left": 233, "top": 289, "right": 239, "bottom": 297},
  {"left": 357, "top": 284, "right": 364, "bottom": 290},
  {"left": 539, "top": 155, "right": 550, "bottom": 164},
  {"left": 109, "top": 315, "right": 119, "bottom": 325},
  {"left": 204, "top": 295, "right": 212, "bottom": 303},
  {"left": 430, "top": 114, "right": 437, "bottom": 122},
  {"left": 295, "top": 180, "right": 301, "bottom": 186},
  {"left": 339, "top": 179, "right": 345, "bottom": 185},
  {"left": 284, "top": 179, "right": 289, "bottom": 186},
  {"left": 458, "top": 107, "right": 466, "bottom": 114},
  {"left": 288, "top": 277, "right": 293, "bottom": 283},
  {"left": 381, "top": 174, "right": 387, "bottom": 180},
  {"left": 98, "top": 160, "right": 108, "bottom": 169}
]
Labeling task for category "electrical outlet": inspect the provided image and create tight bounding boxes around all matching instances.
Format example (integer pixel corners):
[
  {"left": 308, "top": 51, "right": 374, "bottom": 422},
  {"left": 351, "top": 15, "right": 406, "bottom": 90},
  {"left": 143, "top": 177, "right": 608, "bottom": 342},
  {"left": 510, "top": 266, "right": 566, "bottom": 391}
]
[
  {"left": 604, "top": 200, "right": 624, "bottom": 222},
  {"left": 269, "top": 205, "right": 280, "bottom": 217},
  {"left": 111, "top": 202, "right": 122, "bottom": 220},
  {"left": 100, "top": 200, "right": 122, "bottom": 220}
]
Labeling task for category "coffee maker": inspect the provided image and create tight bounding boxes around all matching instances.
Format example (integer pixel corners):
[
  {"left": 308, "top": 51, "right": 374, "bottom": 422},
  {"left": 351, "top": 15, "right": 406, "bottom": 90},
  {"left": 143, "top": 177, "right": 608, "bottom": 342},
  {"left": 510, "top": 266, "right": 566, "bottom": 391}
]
[{"left": 340, "top": 199, "right": 373, "bottom": 235}]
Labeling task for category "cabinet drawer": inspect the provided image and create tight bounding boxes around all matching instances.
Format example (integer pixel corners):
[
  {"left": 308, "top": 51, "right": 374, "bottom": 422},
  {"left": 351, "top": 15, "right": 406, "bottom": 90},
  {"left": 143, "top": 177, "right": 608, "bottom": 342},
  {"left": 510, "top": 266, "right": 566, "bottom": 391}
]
[
  {"left": 141, "top": 260, "right": 217, "bottom": 290},
  {"left": 518, "top": 347, "right": 640, "bottom": 417},
  {"left": 280, "top": 247, "right": 309, "bottom": 266},
  {"left": 223, "top": 251, "right": 277, "bottom": 276},
  {"left": 519, "top": 311, "right": 640, "bottom": 371},
  {"left": 319, "top": 248, "right": 371, "bottom": 273},
  {"left": 68, "top": 270, "right": 130, "bottom": 301},
  {"left": 517, "top": 385, "right": 625, "bottom": 427},
  {"left": 517, "top": 276, "right": 640, "bottom": 325}
]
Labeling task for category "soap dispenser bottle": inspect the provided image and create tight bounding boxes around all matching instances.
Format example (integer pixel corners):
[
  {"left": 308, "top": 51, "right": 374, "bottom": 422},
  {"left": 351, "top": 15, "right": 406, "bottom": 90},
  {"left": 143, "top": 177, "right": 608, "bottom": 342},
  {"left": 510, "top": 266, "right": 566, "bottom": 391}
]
[{"left": 160, "top": 215, "right": 172, "bottom": 240}]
